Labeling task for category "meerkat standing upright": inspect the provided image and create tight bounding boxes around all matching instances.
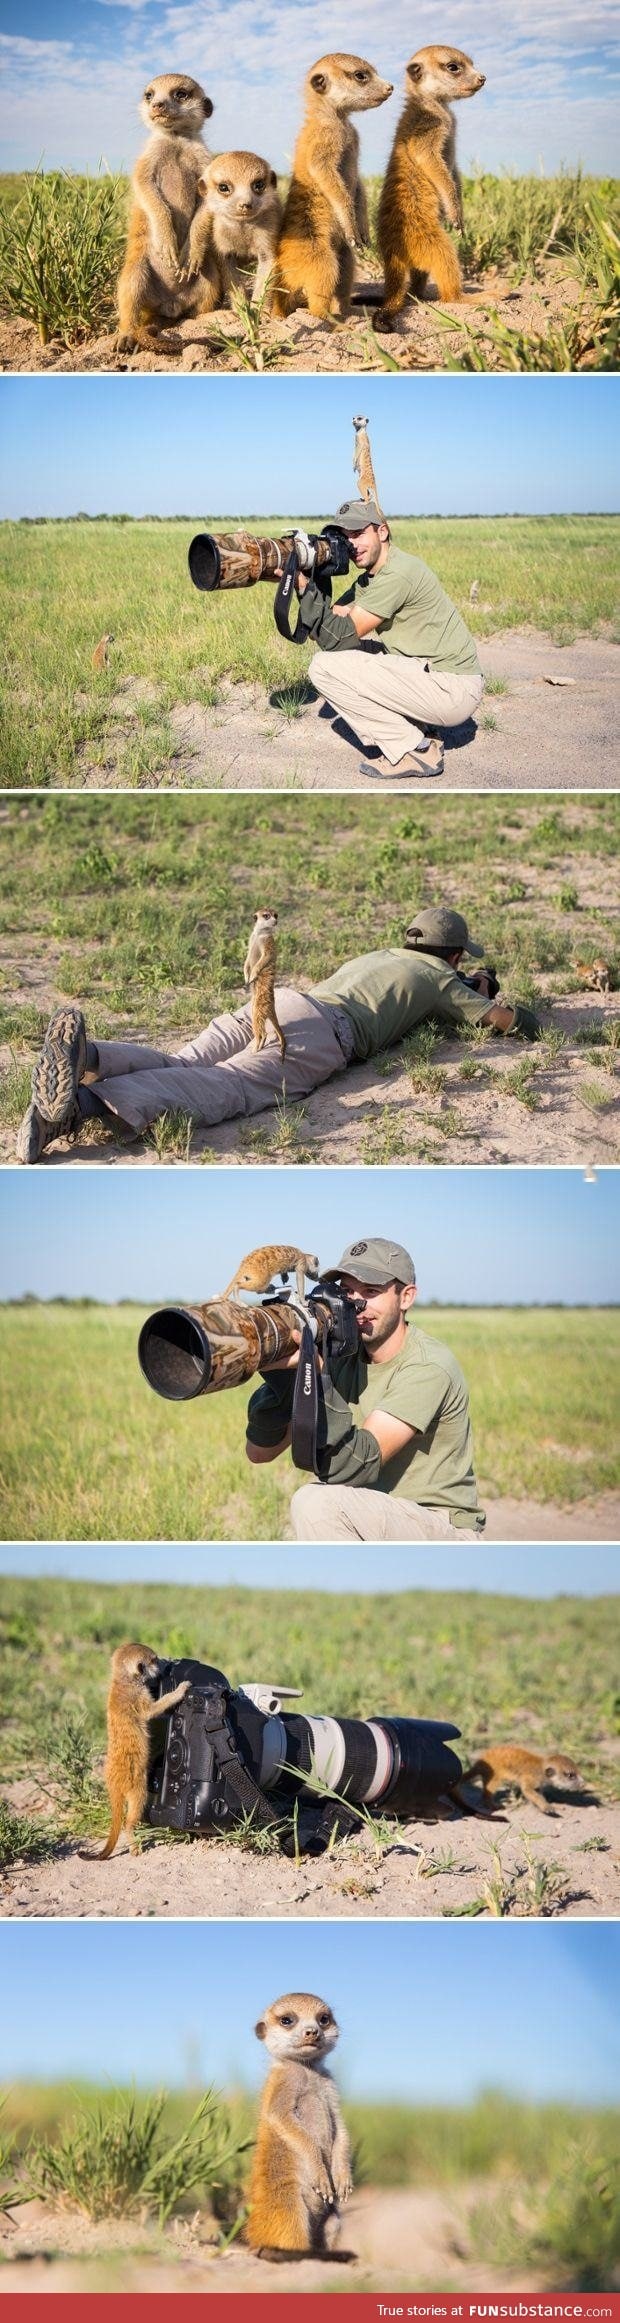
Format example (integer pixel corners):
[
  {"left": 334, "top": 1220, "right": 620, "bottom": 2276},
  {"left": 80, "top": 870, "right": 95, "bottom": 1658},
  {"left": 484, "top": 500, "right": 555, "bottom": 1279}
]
[
  {"left": 243, "top": 909, "right": 287, "bottom": 1060},
  {"left": 352, "top": 415, "right": 382, "bottom": 510},
  {"left": 246, "top": 1993, "right": 353, "bottom": 2258},
  {"left": 377, "top": 46, "right": 485, "bottom": 325},
  {"left": 273, "top": 55, "right": 393, "bottom": 321},
  {"left": 198, "top": 153, "right": 282, "bottom": 308},
  {"left": 95, "top": 1643, "right": 190, "bottom": 1859},
  {"left": 117, "top": 73, "right": 216, "bottom": 351}
]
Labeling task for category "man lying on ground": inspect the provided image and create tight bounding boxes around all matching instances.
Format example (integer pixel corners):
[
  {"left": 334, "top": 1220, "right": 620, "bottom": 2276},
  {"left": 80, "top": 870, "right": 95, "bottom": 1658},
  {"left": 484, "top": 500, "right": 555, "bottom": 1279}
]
[{"left": 16, "top": 904, "right": 541, "bottom": 1163}]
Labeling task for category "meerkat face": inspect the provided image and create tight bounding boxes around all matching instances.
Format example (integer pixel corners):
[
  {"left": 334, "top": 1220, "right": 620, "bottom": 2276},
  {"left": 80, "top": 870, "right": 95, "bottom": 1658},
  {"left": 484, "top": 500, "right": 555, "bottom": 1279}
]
[
  {"left": 406, "top": 47, "right": 485, "bottom": 102},
  {"left": 255, "top": 908, "right": 278, "bottom": 928},
  {"left": 256, "top": 1993, "right": 340, "bottom": 2064},
  {"left": 544, "top": 1756, "right": 584, "bottom": 1791},
  {"left": 307, "top": 54, "right": 393, "bottom": 115},
  {"left": 203, "top": 152, "right": 278, "bottom": 223},
  {"left": 140, "top": 73, "right": 213, "bottom": 137},
  {"left": 112, "top": 1641, "right": 162, "bottom": 1696}
]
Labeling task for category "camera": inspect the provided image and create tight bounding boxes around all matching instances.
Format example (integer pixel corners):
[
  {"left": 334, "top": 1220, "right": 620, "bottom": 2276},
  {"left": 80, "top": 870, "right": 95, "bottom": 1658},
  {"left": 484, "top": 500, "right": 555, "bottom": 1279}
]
[
  {"left": 188, "top": 525, "right": 350, "bottom": 595},
  {"left": 145, "top": 1659, "right": 463, "bottom": 1853},
  {"left": 138, "top": 1277, "right": 362, "bottom": 1403}
]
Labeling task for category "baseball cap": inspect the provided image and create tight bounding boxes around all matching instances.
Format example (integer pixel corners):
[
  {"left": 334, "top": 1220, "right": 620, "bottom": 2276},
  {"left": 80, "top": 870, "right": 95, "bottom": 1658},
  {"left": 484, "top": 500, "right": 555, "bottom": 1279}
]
[
  {"left": 331, "top": 498, "right": 384, "bottom": 532},
  {"left": 323, "top": 1236, "right": 416, "bottom": 1287},
  {"left": 405, "top": 905, "right": 484, "bottom": 958}
]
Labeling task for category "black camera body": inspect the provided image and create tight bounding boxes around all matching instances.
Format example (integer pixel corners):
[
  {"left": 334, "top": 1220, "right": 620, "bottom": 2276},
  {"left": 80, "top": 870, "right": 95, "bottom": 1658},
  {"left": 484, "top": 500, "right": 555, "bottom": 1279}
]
[{"left": 147, "top": 1662, "right": 275, "bottom": 1836}]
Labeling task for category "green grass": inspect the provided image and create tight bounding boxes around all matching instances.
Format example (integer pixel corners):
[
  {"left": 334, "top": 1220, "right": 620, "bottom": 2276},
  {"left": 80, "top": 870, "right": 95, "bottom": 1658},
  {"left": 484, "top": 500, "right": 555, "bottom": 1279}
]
[
  {"left": 470, "top": 2140, "right": 620, "bottom": 2290},
  {"left": 1, "top": 1574, "right": 617, "bottom": 1811},
  {"left": 1, "top": 514, "right": 618, "bottom": 784},
  {"left": 0, "top": 1302, "right": 619, "bottom": 1540},
  {"left": 23, "top": 2086, "right": 249, "bottom": 2228}
]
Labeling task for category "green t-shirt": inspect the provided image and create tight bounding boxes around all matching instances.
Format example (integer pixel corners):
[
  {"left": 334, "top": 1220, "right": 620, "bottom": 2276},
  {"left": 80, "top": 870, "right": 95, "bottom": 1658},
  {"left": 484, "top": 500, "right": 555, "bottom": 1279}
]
[
  {"left": 355, "top": 544, "right": 480, "bottom": 674},
  {"left": 312, "top": 948, "right": 492, "bottom": 1062},
  {"left": 332, "top": 1321, "right": 480, "bottom": 1515}
]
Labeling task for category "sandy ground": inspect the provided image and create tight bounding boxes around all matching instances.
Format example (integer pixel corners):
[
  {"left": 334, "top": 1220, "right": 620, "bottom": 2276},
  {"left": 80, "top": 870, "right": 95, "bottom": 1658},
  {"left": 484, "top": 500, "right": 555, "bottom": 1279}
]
[
  {"left": 70, "top": 634, "right": 620, "bottom": 791},
  {"left": 2, "top": 1788, "right": 618, "bottom": 1922},
  {"left": 0, "top": 258, "right": 585, "bottom": 376},
  {"left": 0, "top": 2183, "right": 572, "bottom": 2293}
]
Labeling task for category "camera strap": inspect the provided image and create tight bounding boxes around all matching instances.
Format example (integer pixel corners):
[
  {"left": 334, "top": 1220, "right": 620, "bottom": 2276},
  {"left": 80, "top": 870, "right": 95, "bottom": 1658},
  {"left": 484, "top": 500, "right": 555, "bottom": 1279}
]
[
  {"left": 273, "top": 550, "right": 333, "bottom": 645},
  {"left": 291, "top": 1317, "right": 322, "bottom": 1475}
]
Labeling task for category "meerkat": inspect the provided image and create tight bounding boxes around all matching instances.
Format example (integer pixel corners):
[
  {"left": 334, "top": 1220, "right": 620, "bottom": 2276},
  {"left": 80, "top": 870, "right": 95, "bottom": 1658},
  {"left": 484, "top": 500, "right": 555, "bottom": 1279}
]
[
  {"left": 245, "top": 1992, "right": 353, "bottom": 2258},
  {"left": 377, "top": 46, "right": 485, "bottom": 326},
  {"left": 243, "top": 909, "right": 287, "bottom": 1059},
  {"left": 224, "top": 1244, "right": 320, "bottom": 1301},
  {"left": 92, "top": 632, "right": 114, "bottom": 672},
  {"left": 117, "top": 73, "right": 216, "bottom": 352},
  {"left": 197, "top": 153, "right": 282, "bottom": 309},
  {"left": 454, "top": 1746, "right": 585, "bottom": 1816},
  {"left": 95, "top": 1642, "right": 190, "bottom": 1859},
  {"left": 352, "top": 415, "right": 382, "bottom": 510},
  {"left": 575, "top": 959, "right": 612, "bottom": 994},
  {"left": 272, "top": 55, "right": 393, "bottom": 322}
]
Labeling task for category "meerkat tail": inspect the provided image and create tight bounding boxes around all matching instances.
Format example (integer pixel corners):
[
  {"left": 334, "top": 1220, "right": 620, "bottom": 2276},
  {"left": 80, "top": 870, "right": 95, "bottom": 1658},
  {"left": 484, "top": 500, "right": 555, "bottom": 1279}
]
[{"left": 97, "top": 1806, "right": 125, "bottom": 1859}]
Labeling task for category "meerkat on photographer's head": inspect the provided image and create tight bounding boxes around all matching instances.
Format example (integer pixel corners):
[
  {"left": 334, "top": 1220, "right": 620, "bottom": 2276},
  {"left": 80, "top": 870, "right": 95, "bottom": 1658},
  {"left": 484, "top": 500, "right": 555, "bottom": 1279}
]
[
  {"left": 198, "top": 153, "right": 282, "bottom": 309},
  {"left": 94, "top": 1641, "right": 190, "bottom": 1859},
  {"left": 117, "top": 72, "right": 218, "bottom": 351},
  {"left": 273, "top": 54, "right": 393, "bottom": 322},
  {"left": 245, "top": 1992, "right": 353, "bottom": 2258},
  {"left": 377, "top": 45, "right": 485, "bottom": 325}
]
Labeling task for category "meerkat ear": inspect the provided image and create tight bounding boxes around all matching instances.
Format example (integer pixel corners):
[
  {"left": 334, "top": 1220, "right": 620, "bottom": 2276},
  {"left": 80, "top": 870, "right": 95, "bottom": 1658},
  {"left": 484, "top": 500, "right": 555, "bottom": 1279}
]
[
  {"left": 202, "top": 94, "right": 214, "bottom": 118},
  {"left": 407, "top": 60, "right": 423, "bottom": 82},
  {"left": 255, "top": 2018, "right": 267, "bottom": 2041},
  {"left": 270, "top": 169, "right": 277, "bottom": 186},
  {"left": 311, "top": 72, "right": 328, "bottom": 92}
]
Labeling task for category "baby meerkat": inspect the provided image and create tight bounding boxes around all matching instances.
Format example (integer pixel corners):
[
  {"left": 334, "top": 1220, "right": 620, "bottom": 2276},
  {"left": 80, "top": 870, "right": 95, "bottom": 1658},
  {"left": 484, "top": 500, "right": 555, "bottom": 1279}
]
[
  {"left": 273, "top": 54, "right": 393, "bottom": 321},
  {"left": 377, "top": 45, "right": 485, "bottom": 326},
  {"left": 244, "top": 908, "right": 287, "bottom": 1060},
  {"left": 96, "top": 1642, "right": 190, "bottom": 1858},
  {"left": 455, "top": 1745, "right": 585, "bottom": 1815},
  {"left": 575, "top": 958, "right": 612, "bottom": 994},
  {"left": 92, "top": 632, "right": 114, "bottom": 672},
  {"left": 198, "top": 153, "right": 282, "bottom": 309},
  {"left": 246, "top": 1992, "right": 353, "bottom": 2258},
  {"left": 117, "top": 72, "right": 216, "bottom": 352},
  {"left": 224, "top": 1244, "right": 320, "bottom": 1301}
]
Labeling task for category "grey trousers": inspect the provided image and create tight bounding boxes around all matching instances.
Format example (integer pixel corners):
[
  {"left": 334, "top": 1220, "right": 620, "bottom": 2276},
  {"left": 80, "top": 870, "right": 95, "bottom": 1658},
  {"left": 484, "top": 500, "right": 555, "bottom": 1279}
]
[
  {"left": 88, "top": 989, "right": 354, "bottom": 1133},
  {"left": 309, "top": 647, "right": 484, "bottom": 764},
  {"left": 290, "top": 1482, "right": 482, "bottom": 1543}
]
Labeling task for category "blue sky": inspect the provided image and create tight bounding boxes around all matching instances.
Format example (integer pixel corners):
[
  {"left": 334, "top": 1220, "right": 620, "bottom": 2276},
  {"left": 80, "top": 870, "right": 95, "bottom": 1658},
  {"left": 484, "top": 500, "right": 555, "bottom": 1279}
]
[
  {"left": 0, "top": 378, "right": 618, "bottom": 521},
  {"left": 0, "top": 1923, "right": 618, "bottom": 2103},
  {"left": 0, "top": 1543, "right": 617, "bottom": 1596},
  {"left": 0, "top": 0, "right": 618, "bottom": 174},
  {"left": 1, "top": 1168, "right": 618, "bottom": 1306}
]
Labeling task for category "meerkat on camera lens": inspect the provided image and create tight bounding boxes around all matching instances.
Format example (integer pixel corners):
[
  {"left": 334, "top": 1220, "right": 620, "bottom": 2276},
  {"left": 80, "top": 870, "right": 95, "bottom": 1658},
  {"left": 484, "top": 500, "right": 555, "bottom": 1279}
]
[
  {"left": 377, "top": 45, "right": 485, "bottom": 325},
  {"left": 273, "top": 54, "right": 393, "bottom": 321},
  {"left": 117, "top": 73, "right": 217, "bottom": 351},
  {"left": 246, "top": 1992, "right": 353, "bottom": 2258},
  {"left": 243, "top": 909, "right": 287, "bottom": 1060},
  {"left": 454, "top": 1745, "right": 584, "bottom": 1815},
  {"left": 224, "top": 1244, "right": 320, "bottom": 1300},
  {"left": 95, "top": 1642, "right": 190, "bottom": 1858},
  {"left": 198, "top": 153, "right": 282, "bottom": 308}
]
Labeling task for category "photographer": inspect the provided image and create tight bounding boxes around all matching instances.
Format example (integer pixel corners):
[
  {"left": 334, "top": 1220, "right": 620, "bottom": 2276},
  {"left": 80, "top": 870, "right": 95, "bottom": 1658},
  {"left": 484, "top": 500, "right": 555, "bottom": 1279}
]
[
  {"left": 246, "top": 1235, "right": 485, "bottom": 1544},
  {"left": 17, "top": 906, "right": 540, "bottom": 1162},
  {"left": 291, "top": 498, "right": 484, "bottom": 778}
]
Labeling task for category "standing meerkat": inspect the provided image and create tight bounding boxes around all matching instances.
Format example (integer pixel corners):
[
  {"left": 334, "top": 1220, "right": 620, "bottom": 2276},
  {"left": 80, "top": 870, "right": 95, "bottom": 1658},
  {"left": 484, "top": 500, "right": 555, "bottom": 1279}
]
[
  {"left": 352, "top": 415, "right": 382, "bottom": 510},
  {"left": 197, "top": 153, "right": 282, "bottom": 309},
  {"left": 223, "top": 1244, "right": 320, "bottom": 1301},
  {"left": 92, "top": 632, "right": 114, "bottom": 672},
  {"left": 377, "top": 46, "right": 485, "bottom": 326},
  {"left": 454, "top": 1745, "right": 585, "bottom": 1815},
  {"left": 245, "top": 1992, "right": 353, "bottom": 2258},
  {"left": 243, "top": 909, "right": 287, "bottom": 1059},
  {"left": 117, "top": 73, "right": 216, "bottom": 352},
  {"left": 95, "top": 1643, "right": 190, "bottom": 1859},
  {"left": 272, "top": 54, "right": 393, "bottom": 321}
]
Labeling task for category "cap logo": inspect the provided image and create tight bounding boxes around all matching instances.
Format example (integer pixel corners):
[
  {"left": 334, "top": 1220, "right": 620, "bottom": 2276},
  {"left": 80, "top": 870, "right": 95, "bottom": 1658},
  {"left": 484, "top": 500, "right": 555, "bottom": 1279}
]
[{"left": 350, "top": 1241, "right": 368, "bottom": 1255}]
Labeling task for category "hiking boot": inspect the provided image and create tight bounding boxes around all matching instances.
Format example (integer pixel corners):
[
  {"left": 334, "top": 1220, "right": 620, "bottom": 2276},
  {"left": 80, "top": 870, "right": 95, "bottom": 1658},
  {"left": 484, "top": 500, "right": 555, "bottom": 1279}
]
[
  {"left": 360, "top": 739, "right": 445, "bottom": 780},
  {"left": 32, "top": 1005, "right": 89, "bottom": 1124},
  {"left": 15, "top": 1099, "right": 76, "bottom": 1165}
]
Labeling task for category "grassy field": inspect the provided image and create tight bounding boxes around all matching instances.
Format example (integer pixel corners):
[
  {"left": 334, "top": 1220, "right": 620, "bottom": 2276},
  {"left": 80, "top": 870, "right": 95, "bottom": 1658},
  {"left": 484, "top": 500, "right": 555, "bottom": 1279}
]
[
  {"left": 0, "top": 167, "right": 618, "bottom": 371},
  {"left": 1, "top": 1573, "right": 618, "bottom": 1807},
  {"left": 0, "top": 1303, "right": 618, "bottom": 1540},
  {"left": 1, "top": 513, "right": 618, "bottom": 787}
]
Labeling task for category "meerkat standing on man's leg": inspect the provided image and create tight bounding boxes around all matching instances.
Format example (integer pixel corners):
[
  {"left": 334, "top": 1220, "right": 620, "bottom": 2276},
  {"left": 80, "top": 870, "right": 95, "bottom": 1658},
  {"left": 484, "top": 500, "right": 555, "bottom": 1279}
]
[
  {"left": 94, "top": 1643, "right": 190, "bottom": 1859},
  {"left": 245, "top": 1993, "right": 353, "bottom": 2258},
  {"left": 243, "top": 909, "right": 287, "bottom": 1059},
  {"left": 377, "top": 46, "right": 485, "bottom": 326},
  {"left": 117, "top": 74, "right": 217, "bottom": 352},
  {"left": 197, "top": 153, "right": 282, "bottom": 309},
  {"left": 273, "top": 55, "right": 393, "bottom": 321}
]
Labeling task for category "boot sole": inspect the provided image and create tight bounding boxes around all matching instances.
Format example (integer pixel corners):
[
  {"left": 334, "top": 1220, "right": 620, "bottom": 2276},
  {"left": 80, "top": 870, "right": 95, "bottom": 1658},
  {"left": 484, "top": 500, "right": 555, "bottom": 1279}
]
[{"left": 33, "top": 1006, "right": 87, "bottom": 1123}]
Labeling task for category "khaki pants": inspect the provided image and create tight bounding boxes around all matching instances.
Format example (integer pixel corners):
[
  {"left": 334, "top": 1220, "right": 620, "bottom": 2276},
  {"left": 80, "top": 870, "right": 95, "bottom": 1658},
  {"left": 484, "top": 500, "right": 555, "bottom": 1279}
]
[
  {"left": 87, "top": 989, "right": 353, "bottom": 1134},
  {"left": 290, "top": 1481, "right": 482, "bottom": 1543},
  {"left": 309, "top": 647, "right": 484, "bottom": 765}
]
